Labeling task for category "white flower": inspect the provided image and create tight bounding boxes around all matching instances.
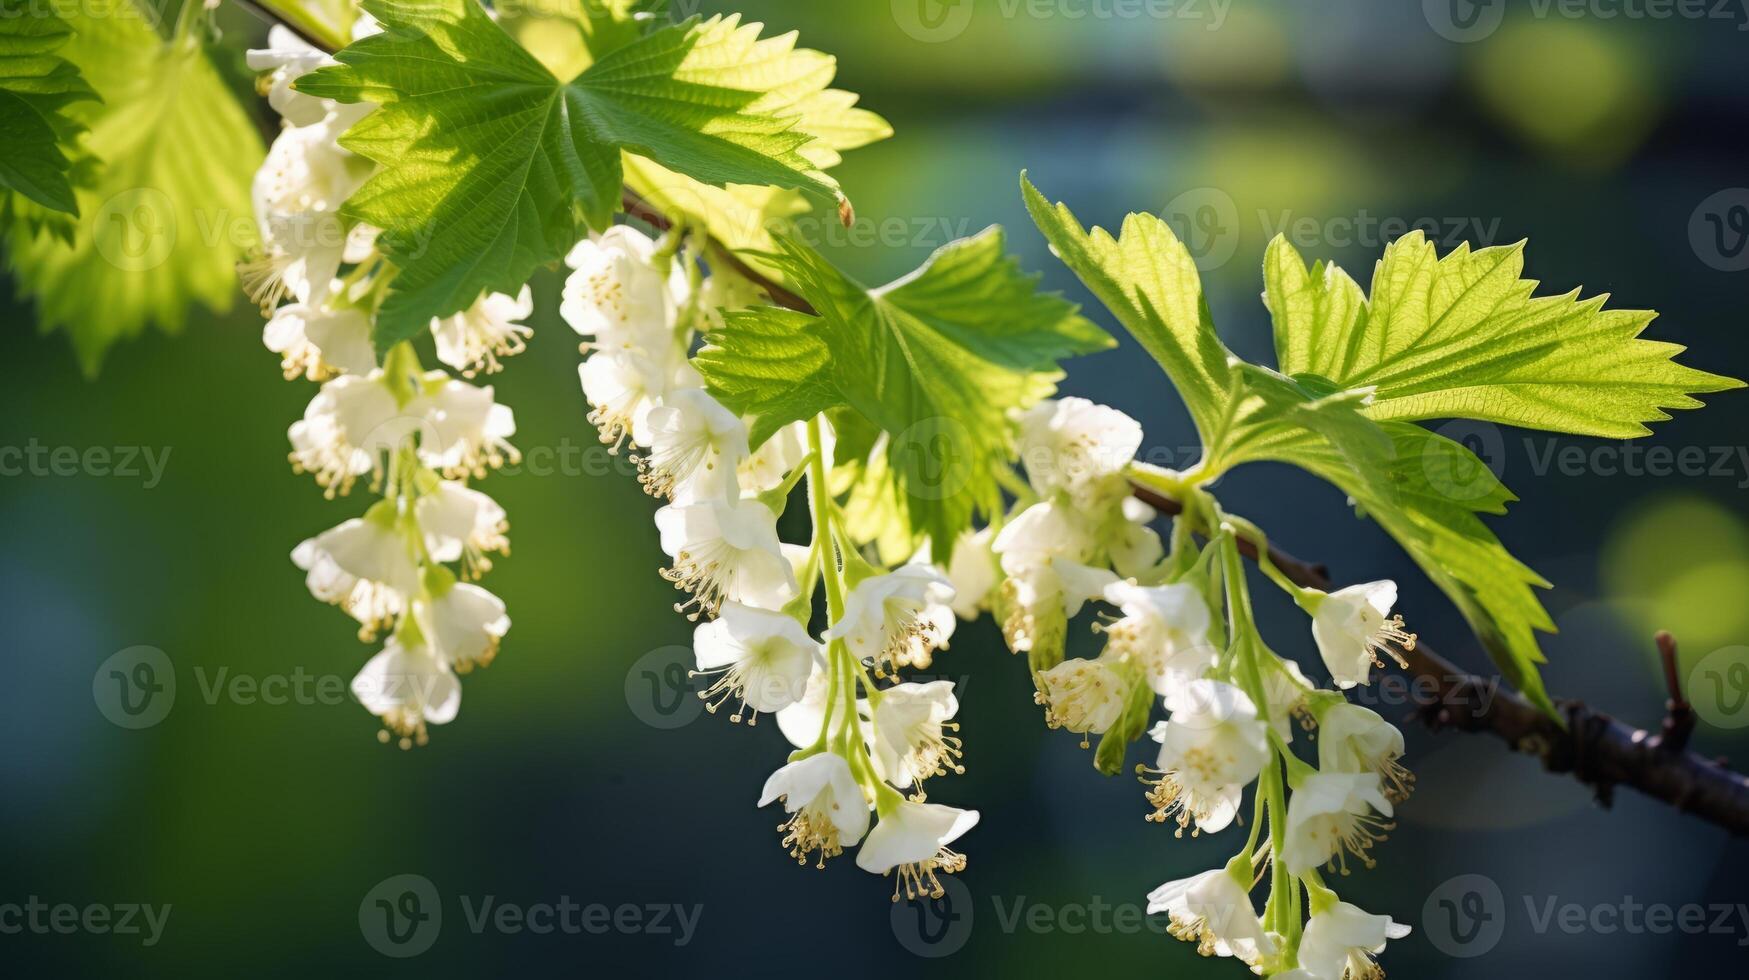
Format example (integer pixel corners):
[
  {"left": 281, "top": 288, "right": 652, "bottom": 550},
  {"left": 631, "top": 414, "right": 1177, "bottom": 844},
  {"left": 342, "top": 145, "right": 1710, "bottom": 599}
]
[
  {"left": 1148, "top": 867, "right": 1275, "bottom": 964},
  {"left": 245, "top": 26, "right": 336, "bottom": 128},
  {"left": 431, "top": 287, "right": 534, "bottom": 378},
  {"left": 1100, "top": 580, "right": 1216, "bottom": 696},
  {"left": 409, "top": 376, "right": 520, "bottom": 478},
  {"left": 692, "top": 602, "right": 819, "bottom": 722},
  {"left": 868, "top": 681, "right": 963, "bottom": 788},
  {"left": 287, "top": 373, "right": 410, "bottom": 498},
  {"left": 855, "top": 800, "right": 979, "bottom": 900},
  {"left": 242, "top": 117, "right": 374, "bottom": 312},
  {"left": 943, "top": 528, "right": 999, "bottom": 621},
  {"left": 1318, "top": 703, "right": 1412, "bottom": 803},
  {"left": 1108, "top": 496, "right": 1165, "bottom": 578},
  {"left": 352, "top": 635, "right": 459, "bottom": 749},
  {"left": 1298, "top": 901, "right": 1412, "bottom": 980},
  {"left": 759, "top": 753, "right": 870, "bottom": 867},
  {"left": 1307, "top": 581, "right": 1416, "bottom": 689},
  {"left": 1017, "top": 397, "right": 1143, "bottom": 509},
  {"left": 291, "top": 504, "right": 420, "bottom": 639},
  {"left": 417, "top": 579, "right": 509, "bottom": 674},
  {"left": 825, "top": 564, "right": 956, "bottom": 678},
  {"left": 1034, "top": 655, "right": 1128, "bottom": 743},
  {"left": 1261, "top": 654, "right": 1315, "bottom": 744},
  {"left": 579, "top": 348, "right": 681, "bottom": 452},
  {"left": 263, "top": 300, "right": 376, "bottom": 381},
  {"left": 995, "top": 499, "right": 1096, "bottom": 574},
  {"left": 639, "top": 388, "right": 750, "bottom": 502},
  {"left": 1279, "top": 772, "right": 1396, "bottom": 876},
  {"left": 562, "top": 226, "right": 686, "bottom": 352},
  {"left": 993, "top": 501, "right": 1112, "bottom": 652},
  {"left": 738, "top": 418, "right": 824, "bottom": 493},
  {"left": 1142, "top": 680, "right": 1269, "bottom": 836},
  {"left": 776, "top": 663, "right": 832, "bottom": 749},
  {"left": 414, "top": 481, "right": 509, "bottom": 579},
  {"left": 656, "top": 498, "right": 798, "bottom": 617}
]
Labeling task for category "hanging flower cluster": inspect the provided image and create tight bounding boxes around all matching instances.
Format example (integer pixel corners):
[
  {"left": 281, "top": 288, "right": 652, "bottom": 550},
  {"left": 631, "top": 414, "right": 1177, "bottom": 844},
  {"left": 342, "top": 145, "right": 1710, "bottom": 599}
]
[
  {"left": 566, "top": 225, "right": 980, "bottom": 900},
  {"left": 962, "top": 396, "right": 1420, "bottom": 977},
  {"left": 246, "top": 24, "right": 532, "bottom": 748}
]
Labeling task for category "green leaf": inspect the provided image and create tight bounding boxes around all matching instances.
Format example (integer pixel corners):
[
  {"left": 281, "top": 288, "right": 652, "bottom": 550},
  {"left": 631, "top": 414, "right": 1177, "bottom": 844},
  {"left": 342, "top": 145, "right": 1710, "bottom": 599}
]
[
  {"left": 621, "top": 18, "right": 890, "bottom": 278},
  {"left": 695, "top": 228, "right": 1111, "bottom": 559},
  {"left": 0, "top": 4, "right": 98, "bottom": 218},
  {"left": 693, "top": 307, "right": 837, "bottom": 448},
  {"left": 1265, "top": 233, "right": 1743, "bottom": 439},
  {"left": 1264, "top": 422, "right": 1558, "bottom": 717},
  {"left": 299, "top": 0, "right": 845, "bottom": 354},
  {"left": 4, "top": 2, "right": 262, "bottom": 376},
  {"left": 1022, "top": 173, "right": 1236, "bottom": 444}
]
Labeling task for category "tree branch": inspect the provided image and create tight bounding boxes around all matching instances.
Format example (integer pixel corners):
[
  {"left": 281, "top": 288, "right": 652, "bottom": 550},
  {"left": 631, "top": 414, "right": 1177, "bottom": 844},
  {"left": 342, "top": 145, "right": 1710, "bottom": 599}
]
[
  {"left": 242, "top": 0, "right": 1747, "bottom": 830},
  {"left": 631, "top": 177, "right": 1749, "bottom": 835},
  {"left": 1132, "top": 485, "right": 1749, "bottom": 836}
]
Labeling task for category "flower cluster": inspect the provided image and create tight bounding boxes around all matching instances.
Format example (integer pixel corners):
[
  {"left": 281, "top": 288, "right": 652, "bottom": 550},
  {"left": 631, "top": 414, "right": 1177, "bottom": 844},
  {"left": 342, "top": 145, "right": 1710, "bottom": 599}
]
[
  {"left": 567, "top": 225, "right": 979, "bottom": 900},
  {"left": 963, "top": 396, "right": 1418, "bottom": 976},
  {"left": 246, "top": 25, "right": 532, "bottom": 748}
]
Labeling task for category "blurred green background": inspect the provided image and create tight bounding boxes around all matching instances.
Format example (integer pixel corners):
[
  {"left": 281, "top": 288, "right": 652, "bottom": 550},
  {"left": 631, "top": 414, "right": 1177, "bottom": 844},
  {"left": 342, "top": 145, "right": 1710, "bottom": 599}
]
[{"left": 3, "top": 0, "right": 1748, "bottom": 975}]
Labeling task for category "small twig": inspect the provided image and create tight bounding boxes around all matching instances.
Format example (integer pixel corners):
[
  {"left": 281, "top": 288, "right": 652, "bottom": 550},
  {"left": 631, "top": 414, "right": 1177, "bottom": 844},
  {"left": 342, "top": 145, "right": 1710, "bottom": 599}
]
[
  {"left": 232, "top": 0, "right": 335, "bottom": 53},
  {"left": 1655, "top": 631, "right": 1698, "bottom": 754}
]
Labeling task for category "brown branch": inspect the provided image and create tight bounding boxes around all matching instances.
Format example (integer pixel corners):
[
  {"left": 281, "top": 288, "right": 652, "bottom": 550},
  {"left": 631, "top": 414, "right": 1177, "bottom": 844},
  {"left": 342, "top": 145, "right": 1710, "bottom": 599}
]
[
  {"left": 1133, "top": 485, "right": 1749, "bottom": 836},
  {"left": 231, "top": 0, "right": 335, "bottom": 53}
]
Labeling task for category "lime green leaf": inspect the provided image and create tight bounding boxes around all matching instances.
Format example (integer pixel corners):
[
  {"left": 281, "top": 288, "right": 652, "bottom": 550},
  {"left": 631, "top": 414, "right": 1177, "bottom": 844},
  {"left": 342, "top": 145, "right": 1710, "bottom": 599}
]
[
  {"left": 4, "top": 3, "right": 262, "bottom": 376},
  {"left": 696, "top": 228, "right": 1110, "bottom": 559},
  {"left": 0, "top": 4, "right": 98, "bottom": 217},
  {"left": 693, "top": 307, "right": 837, "bottom": 448},
  {"left": 298, "top": 1, "right": 843, "bottom": 353},
  {"left": 1022, "top": 173, "right": 1236, "bottom": 443},
  {"left": 621, "top": 18, "right": 890, "bottom": 277},
  {"left": 1266, "top": 233, "right": 1743, "bottom": 438},
  {"left": 1266, "top": 422, "right": 1558, "bottom": 717}
]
